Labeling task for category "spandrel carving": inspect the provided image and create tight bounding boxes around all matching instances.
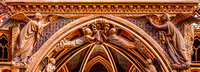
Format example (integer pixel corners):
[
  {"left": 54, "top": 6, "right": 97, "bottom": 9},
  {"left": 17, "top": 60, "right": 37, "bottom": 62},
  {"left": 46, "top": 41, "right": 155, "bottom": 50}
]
[
  {"left": 11, "top": 13, "right": 53, "bottom": 66},
  {"left": 0, "top": 12, "right": 67, "bottom": 67},
  {"left": 148, "top": 13, "right": 199, "bottom": 70}
]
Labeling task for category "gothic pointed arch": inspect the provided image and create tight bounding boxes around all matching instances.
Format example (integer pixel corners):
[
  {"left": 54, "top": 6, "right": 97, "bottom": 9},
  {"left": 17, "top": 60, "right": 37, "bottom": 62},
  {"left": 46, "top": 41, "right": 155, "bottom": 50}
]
[
  {"left": 85, "top": 54, "right": 113, "bottom": 72},
  {"left": 28, "top": 15, "right": 172, "bottom": 72}
]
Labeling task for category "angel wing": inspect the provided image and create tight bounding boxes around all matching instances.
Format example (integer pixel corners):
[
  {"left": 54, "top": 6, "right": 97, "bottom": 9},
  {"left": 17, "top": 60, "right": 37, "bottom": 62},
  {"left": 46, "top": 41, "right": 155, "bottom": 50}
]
[
  {"left": 0, "top": 12, "right": 69, "bottom": 29},
  {"left": 145, "top": 14, "right": 162, "bottom": 25},
  {"left": 41, "top": 14, "right": 60, "bottom": 24},
  {"left": 0, "top": 12, "right": 31, "bottom": 29},
  {"left": 172, "top": 13, "right": 200, "bottom": 24}
]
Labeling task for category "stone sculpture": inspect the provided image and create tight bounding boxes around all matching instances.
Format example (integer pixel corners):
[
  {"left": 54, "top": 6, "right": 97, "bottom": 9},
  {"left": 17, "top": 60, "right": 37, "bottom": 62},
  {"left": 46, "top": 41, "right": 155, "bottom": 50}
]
[
  {"left": 149, "top": 13, "right": 190, "bottom": 69},
  {"left": 145, "top": 59, "right": 157, "bottom": 72},
  {"left": 42, "top": 58, "right": 56, "bottom": 72},
  {"left": 0, "top": 12, "right": 61, "bottom": 66}
]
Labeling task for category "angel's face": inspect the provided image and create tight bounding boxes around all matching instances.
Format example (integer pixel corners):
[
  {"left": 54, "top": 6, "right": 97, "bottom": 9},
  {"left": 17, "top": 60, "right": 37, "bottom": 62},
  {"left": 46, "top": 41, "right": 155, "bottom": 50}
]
[
  {"left": 161, "top": 14, "right": 169, "bottom": 22},
  {"left": 109, "top": 28, "right": 116, "bottom": 35},
  {"left": 146, "top": 59, "right": 152, "bottom": 65},
  {"left": 36, "top": 15, "right": 42, "bottom": 21},
  {"left": 85, "top": 28, "right": 92, "bottom": 36},
  {"left": 35, "top": 13, "right": 42, "bottom": 21}
]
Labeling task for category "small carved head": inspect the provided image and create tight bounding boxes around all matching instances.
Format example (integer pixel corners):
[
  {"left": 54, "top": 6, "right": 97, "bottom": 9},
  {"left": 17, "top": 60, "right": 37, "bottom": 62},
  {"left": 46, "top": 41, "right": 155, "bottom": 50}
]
[
  {"left": 109, "top": 28, "right": 117, "bottom": 35},
  {"left": 85, "top": 28, "right": 93, "bottom": 36},
  {"left": 161, "top": 13, "right": 170, "bottom": 22},
  {"left": 49, "top": 58, "right": 56, "bottom": 65},
  {"left": 146, "top": 59, "right": 153, "bottom": 65},
  {"left": 34, "top": 12, "right": 42, "bottom": 22}
]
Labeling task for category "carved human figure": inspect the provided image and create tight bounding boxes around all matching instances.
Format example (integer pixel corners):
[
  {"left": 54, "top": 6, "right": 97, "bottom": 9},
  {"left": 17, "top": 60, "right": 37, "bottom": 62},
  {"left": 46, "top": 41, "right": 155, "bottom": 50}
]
[
  {"left": 145, "top": 59, "right": 157, "bottom": 72},
  {"left": 64, "top": 27, "right": 96, "bottom": 48},
  {"left": 149, "top": 13, "right": 190, "bottom": 69},
  {"left": 43, "top": 58, "right": 56, "bottom": 72},
  {"left": 102, "top": 27, "right": 136, "bottom": 49},
  {"left": 12, "top": 13, "right": 53, "bottom": 66}
]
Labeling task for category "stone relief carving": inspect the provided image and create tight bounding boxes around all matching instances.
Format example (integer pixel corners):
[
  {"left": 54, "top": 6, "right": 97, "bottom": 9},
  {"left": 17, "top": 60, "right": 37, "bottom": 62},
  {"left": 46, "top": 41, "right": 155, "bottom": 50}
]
[
  {"left": 13, "top": 13, "right": 53, "bottom": 66},
  {"left": 145, "top": 59, "right": 157, "bottom": 72},
  {"left": 148, "top": 13, "right": 199, "bottom": 70},
  {"left": 67, "top": 26, "right": 96, "bottom": 47},
  {"left": 101, "top": 27, "right": 136, "bottom": 49},
  {"left": 53, "top": 20, "right": 146, "bottom": 52},
  {"left": 0, "top": 12, "right": 65, "bottom": 67},
  {"left": 54, "top": 26, "right": 96, "bottom": 51},
  {"left": 42, "top": 58, "right": 56, "bottom": 72}
]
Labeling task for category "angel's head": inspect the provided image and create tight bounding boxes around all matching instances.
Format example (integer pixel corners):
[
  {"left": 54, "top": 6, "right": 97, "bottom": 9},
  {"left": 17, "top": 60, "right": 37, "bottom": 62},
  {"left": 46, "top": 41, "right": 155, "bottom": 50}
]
[
  {"left": 161, "top": 13, "right": 170, "bottom": 22},
  {"left": 34, "top": 13, "right": 42, "bottom": 22},
  {"left": 109, "top": 28, "right": 117, "bottom": 35},
  {"left": 146, "top": 59, "right": 153, "bottom": 65},
  {"left": 85, "top": 28, "right": 93, "bottom": 36},
  {"left": 49, "top": 58, "right": 56, "bottom": 65}
]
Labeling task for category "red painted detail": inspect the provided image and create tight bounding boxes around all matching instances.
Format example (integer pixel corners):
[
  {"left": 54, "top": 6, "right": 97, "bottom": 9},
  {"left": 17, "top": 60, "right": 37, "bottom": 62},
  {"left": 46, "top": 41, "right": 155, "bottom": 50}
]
[
  {"left": 126, "top": 62, "right": 132, "bottom": 72},
  {"left": 88, "top": 52, "right": 109, "bottom": 60},
  {"left": 66, "top": 62, "right": 71, "bottom": 72}
]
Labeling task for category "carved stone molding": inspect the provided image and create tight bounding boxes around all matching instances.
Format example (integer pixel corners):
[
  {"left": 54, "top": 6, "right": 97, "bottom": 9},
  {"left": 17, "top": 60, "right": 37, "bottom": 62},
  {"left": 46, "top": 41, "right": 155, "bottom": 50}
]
[
  {"left": 6, "top": 2, "right": 198, "bottom": 17},
  {"left": 28, "top": 15, "right": 171, "bottom": 72}
]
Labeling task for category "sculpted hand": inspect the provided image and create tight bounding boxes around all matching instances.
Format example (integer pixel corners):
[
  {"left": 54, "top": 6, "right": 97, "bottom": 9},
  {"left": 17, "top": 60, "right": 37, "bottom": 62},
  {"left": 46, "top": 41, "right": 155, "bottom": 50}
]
[
  {"left": 49, "top": 17, "right": 53, "bottom": 24},
  {"left": 149, "top": 18, "right": 159, "bottom": 29}
]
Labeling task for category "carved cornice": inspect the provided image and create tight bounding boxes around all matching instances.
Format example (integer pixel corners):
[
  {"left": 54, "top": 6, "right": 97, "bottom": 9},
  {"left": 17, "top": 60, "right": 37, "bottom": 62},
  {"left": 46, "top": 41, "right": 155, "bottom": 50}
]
[{"left": 6, "top": 2, "right": 198, "bottom": 17}]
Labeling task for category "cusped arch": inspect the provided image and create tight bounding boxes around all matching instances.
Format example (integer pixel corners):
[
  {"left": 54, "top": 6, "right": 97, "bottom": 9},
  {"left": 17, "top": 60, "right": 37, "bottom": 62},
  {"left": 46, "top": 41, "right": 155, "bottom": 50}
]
[{"left": 28, "top": 15, "right": 171, "bottom": 72}]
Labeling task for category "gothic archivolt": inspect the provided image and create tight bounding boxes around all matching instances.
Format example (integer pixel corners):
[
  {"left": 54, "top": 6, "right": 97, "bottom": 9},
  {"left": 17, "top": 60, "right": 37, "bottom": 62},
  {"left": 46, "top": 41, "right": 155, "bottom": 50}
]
[
  {"left": 1, "top": 12, "right": 197, "bottom": 71},
  {"left": 25, "top": 15, "right": 171, "bottom": 72},
  {"left": 0, "top": 13, "right": 197, "bottom": 72}
]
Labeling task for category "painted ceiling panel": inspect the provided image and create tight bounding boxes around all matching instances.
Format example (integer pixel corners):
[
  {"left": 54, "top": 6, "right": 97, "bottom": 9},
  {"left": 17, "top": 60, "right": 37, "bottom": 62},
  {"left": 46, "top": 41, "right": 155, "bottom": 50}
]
[
  {"left": 67, "top": 51, "right": 81, "bottom": 70},
  {"left": 116, "top": 50, "right": 130, "bottom": 70},
  {"left": 91, "top": 44, "right": 107, "bottom": 55}
]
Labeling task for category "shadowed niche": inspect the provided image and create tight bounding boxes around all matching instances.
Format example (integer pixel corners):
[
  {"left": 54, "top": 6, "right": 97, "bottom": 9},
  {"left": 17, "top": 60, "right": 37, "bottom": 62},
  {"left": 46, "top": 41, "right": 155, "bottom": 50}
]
[{"left": 89, "top": 62, "right": 108, "bottom": 72}]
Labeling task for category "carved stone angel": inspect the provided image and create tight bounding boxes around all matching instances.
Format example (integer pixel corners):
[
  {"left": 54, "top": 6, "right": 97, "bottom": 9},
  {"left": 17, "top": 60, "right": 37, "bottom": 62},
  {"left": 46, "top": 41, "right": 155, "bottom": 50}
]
[
  {"left": 42, "top": 58, "right": 56, "bottom": 72},
  {"left": 147, "top": 13, "right": 199, "bottom": 70},
  {"left": 101, "top": 27, "right": 136, "bottom": 49},
  {"left": 145, "top": 59, "right": 157, "bottom": 72},
  {"left": 0, "top": 12, "right": 65, "bottom": 66},
  {"left": 63, "top": 26, "right": 96, "bottom": 48}
]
